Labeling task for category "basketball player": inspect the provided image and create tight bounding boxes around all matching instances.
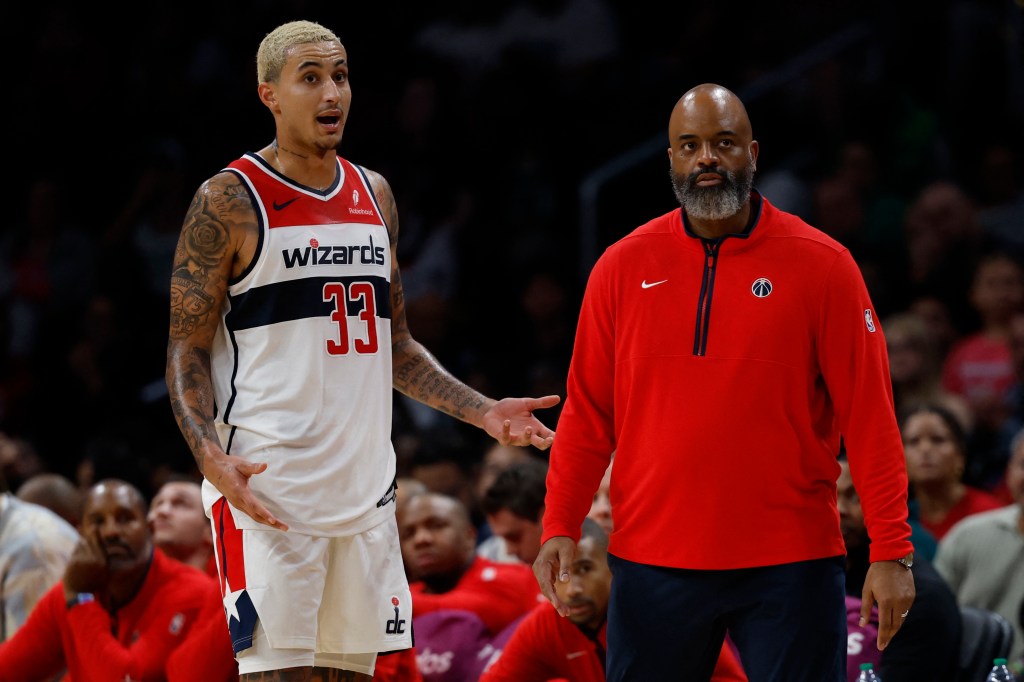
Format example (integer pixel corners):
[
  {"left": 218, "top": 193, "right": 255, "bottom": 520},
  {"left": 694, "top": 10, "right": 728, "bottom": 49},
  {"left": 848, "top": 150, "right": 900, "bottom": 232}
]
[
  {"left": 534, "top": 83, "right": 915, "bottom": 681},
  {"left": 165, "top": 20, "right": 558, "bottom": 680}
]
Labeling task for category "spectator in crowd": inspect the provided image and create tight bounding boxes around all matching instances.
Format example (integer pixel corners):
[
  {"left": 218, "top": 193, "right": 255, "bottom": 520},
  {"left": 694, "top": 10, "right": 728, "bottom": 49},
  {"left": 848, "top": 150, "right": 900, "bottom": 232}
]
[
  {"left": 389, "top": 491, "right": 541, "bottom": 681},
  {"left": 909, "top": 294, "right": 961, "bottom": 366},
  {"left": 992, "top": 308, "right": 1024, "bottom": 503},
  {"left": 0, "top": 431, "right": 45, "bottom": 495},
  {"left": 155, "top": 477, "right": 239, "bottom": 679},
  {"left": 941, "top": 251, "right": 1024, "bottom": 475},
  {"left": 149, "top": 478, "right": 239, "bottom": 681},
  {"left": 397, "top": 475, "right": 429, "bottom": 510},
  {"left": 400, "top": 491, "right": 541, "bottom": 634},
  {"left": 151, "top": 473, "right": 241, "bottom": 679},
  {"left": 473, "top": 442, "right": 541, "bottom": 562},
  {"left": 408, "top": 432, "right": 479, "bottom": 523},
  {"left": 586, "top": 456, "right": 614, "bottom": 536},
  {"left": 973, "top": 142, "right": 1024, "bottom": 254},
  {"left": 902, "top": 403, "right": 1003, "bottom": 540},
  {"left": 15, "top": 471, "right": 83, "bottom": 528},
  {"left": 895, "top": 181, "right": 988, "bottom": 330},
  {"left": 481, "top": 518, "right": 747, "bottom": 681},
  {"left": 0, "top": 478, "right": 228, "bottom": 680},
  {"left": 0, "top": 470, "right": 78, "bottom": 642},
  {"left": 147, "top": 476, "right": 215, "bottom": 576},
  {"left": 481, "top": 456, "right": 548, "bottom": 565},
  {"left": 935, "top": 428, "right": 1024, "bottom": 666},
  {"left": 884, "top": 310, "right": 973, "bottom": 433},
  {"left": 837, "top": 455, "right": 961, "bottom": 680}
]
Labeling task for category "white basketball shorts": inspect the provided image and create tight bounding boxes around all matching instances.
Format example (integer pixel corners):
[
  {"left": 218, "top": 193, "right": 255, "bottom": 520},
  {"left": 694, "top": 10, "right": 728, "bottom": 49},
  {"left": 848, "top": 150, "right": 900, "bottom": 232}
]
[{"left": 208, "top": 497, "right": 413, "bottom": 675}]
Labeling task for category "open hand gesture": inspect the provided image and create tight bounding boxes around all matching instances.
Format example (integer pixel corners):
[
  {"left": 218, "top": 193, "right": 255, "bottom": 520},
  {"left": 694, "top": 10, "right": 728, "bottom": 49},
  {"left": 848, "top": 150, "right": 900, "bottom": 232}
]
[
  {"left": 482, "top": 395, "right": 560, "bottom": 450},
  {"left": 204, "top": 451, "right": 289, "bottom": 531}
]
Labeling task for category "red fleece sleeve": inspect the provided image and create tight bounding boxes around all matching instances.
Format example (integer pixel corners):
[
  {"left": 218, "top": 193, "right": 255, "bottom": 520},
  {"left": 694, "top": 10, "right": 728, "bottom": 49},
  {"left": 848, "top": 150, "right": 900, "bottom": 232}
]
[
  {"left": 0, "top": 586, "right": 67, "bottom": 680},
  {"left": 817, "top": 250, "right": 913, "bottom": 561},
  {"left": 543, "top": 254, "right": 618, "bottom": 544}
]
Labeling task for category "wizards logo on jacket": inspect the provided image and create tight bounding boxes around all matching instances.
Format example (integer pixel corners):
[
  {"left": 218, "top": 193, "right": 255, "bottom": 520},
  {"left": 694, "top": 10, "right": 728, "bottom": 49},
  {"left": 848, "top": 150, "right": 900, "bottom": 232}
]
[{"left": 282, "top": 234, "right": 386, "bottom": 269}]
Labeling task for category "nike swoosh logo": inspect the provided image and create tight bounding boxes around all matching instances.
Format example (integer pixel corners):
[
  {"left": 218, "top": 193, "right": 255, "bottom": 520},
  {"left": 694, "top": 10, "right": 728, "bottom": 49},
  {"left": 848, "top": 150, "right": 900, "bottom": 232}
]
[
  {"left": 273, "top": 197, "right": 299, "bottom": 211},
  {"left": 566, "top": 651, "right": 587, "bottom": 660},
  {"left": 641, "top": 279, "right": 668, "bottom": 289}
]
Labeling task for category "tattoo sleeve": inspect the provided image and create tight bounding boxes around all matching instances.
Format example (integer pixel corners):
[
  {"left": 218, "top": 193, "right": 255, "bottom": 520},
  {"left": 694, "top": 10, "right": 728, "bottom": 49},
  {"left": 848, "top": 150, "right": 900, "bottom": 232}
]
[
  {"left": 367, "top": 170, "right": 490, "bottom": 425},
  {"left": 166, "top": 177, "right": 248, "bottom": 471}
]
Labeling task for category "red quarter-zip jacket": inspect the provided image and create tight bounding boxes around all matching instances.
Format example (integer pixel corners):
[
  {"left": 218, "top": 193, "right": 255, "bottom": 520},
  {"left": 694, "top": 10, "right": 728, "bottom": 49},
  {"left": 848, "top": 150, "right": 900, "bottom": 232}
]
[{"left": 543, "top": 195, "right": 913, "bottom": 568}]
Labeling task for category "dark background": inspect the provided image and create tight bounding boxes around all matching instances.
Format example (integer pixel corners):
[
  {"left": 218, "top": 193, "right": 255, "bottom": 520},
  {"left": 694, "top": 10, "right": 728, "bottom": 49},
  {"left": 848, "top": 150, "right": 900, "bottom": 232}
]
[{"left": 3, "top": 0, "right": 1023, "bottom": 498}]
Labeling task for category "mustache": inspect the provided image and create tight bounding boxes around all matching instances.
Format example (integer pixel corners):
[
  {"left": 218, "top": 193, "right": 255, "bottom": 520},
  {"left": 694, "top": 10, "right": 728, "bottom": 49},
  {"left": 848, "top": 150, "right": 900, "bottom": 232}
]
[{"left": 685, "top": 167, "right": 731, "bottom": 187}]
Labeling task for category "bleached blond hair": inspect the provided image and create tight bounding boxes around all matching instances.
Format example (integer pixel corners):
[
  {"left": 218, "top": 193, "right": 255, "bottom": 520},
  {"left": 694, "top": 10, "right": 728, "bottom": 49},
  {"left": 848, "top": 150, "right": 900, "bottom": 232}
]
[{"left": 256, "top": 20, "right": 340, "bottom": 84}]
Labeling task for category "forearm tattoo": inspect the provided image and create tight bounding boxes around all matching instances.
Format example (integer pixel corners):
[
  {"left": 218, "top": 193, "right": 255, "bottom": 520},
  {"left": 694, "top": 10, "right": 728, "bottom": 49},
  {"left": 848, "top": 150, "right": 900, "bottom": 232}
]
[
  {"left": 369, "top": 169, "right": 487, "bottom": 422},
  {"left": 393, "top": 341, "right": 487, "bottom": 421},
  {"left": 166, "top": 180, "right": 246, "bottom": 469}
]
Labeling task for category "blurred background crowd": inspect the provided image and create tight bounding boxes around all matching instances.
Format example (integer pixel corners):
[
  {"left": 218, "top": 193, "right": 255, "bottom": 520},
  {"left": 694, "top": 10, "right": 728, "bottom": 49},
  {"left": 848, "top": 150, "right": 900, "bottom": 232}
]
[
  {"left": 2, "top": 1, "right": 1024, "bottom": 679},
  {"left": 2, "top": 0, "right": 1022, "bottom": 513}
]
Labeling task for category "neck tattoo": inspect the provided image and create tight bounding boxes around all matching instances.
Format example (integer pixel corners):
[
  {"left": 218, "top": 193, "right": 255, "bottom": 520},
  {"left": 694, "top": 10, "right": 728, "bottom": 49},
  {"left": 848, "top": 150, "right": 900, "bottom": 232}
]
[
  {"left": 273, "top": 141, "right": 329, "bottom": 190},
  {"left": 274, "top": 141, "right": 306, "bottom": 162}
]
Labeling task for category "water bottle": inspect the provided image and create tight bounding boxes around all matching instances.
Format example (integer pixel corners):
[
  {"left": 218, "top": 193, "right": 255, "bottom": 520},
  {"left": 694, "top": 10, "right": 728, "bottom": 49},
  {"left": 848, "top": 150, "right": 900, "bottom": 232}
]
[
  {"left": 985, "top": 657, "right": 1013, "bottom": 681},
  {"left": 857, "top": 662, "right": 881, "bottom": 681}
]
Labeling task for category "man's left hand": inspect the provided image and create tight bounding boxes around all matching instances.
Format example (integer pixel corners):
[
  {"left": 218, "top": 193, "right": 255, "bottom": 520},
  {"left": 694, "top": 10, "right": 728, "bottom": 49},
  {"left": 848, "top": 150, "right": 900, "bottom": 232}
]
[{"left": 861, "top": 560, "right": 916, "bottom": 650}]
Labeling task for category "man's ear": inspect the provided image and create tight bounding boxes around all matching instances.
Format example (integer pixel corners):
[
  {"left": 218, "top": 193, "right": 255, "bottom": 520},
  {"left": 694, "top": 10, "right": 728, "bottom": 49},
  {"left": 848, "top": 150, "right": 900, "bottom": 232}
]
[{"left": 258, "top": 82, "right": 279, "bottom": 112}]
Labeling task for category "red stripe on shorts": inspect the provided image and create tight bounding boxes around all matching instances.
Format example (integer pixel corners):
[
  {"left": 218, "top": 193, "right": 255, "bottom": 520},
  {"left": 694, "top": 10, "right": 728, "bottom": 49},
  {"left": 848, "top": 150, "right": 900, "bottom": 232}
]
[{"left": 213, "top": 497, "right": 247, "bottom": 594}]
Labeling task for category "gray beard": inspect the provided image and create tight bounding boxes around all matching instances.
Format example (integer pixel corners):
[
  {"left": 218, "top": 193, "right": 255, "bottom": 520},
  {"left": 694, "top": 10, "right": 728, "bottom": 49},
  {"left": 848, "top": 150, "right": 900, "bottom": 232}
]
[{"left": 670, "top": 164, "right": 755, "bottom": 221}]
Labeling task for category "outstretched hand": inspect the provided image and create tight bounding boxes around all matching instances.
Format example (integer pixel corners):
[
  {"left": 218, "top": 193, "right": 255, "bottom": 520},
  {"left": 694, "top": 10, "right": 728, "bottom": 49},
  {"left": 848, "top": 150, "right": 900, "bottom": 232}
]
[
  {"left": 861, "top": 561, "right": 915, "bottom": 650},
  {"left": 205, "top": 452, "right": 288, "bottom": 531},
  {"left": 483, "top": 395, "right": 560, "bottom": 450}
]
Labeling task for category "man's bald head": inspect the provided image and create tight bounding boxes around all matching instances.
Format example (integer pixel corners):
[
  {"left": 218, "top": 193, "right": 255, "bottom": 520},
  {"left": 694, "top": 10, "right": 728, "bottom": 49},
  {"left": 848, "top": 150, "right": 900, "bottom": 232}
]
[
  {"left": 86, "top": 478, "right": 147, "bottom": 515},
  {"left": 669, "top": 83, "right": 753, "bottom": 141}
]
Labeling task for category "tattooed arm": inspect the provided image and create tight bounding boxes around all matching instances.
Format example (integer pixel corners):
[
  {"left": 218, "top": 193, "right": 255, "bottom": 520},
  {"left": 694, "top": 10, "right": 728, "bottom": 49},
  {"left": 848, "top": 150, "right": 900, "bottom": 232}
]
[
  {"left": 165, "top": 173, "right": 287, "bottom": 530},
  {"left": 365, "top": 169, "right": 559, "bottom": 450}
]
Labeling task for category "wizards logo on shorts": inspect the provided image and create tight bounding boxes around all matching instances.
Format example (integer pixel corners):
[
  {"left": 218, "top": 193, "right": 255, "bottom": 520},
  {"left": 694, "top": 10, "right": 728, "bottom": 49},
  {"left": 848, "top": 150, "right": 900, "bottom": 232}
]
[{"left": 386, "top": 595, "right": 407, "bottom": 635}]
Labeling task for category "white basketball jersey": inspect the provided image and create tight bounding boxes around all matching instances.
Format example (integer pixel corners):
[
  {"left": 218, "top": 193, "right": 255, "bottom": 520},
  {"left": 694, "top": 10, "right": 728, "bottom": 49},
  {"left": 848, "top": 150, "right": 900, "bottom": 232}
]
[{"left": 203, "top": 152, "right": 397, "bottom": 536}]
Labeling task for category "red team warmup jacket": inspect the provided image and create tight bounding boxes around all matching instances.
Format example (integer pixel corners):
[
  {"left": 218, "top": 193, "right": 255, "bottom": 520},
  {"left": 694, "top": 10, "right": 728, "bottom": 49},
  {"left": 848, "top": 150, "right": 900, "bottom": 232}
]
[
  {"left": 543, "top": 196, "right": 913, "bottom": 567},
  {"left": 0, "top": 549, "right": 231, "bottom": 681},
  {"left": 479, "top": 602, "right": 748, "bottom": 682},
  {"left": 409, "top": 555, "right": 543, "bottom": 635}
]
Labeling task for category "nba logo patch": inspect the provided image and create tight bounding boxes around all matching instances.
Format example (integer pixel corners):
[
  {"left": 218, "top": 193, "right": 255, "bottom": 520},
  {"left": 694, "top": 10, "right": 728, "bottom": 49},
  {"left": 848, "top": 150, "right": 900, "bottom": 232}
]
[
  {"left": 864, "top": 309, "right": 876, "bottom": 332},
  {"left": 751, "top": 277, "right": 772, "bottom": 298}
]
